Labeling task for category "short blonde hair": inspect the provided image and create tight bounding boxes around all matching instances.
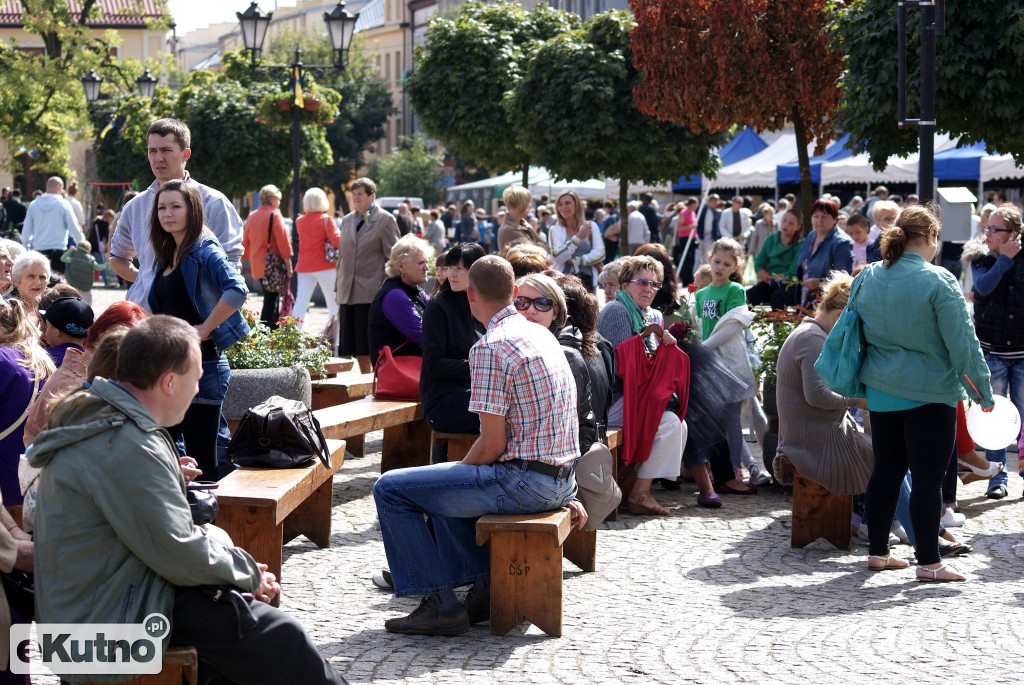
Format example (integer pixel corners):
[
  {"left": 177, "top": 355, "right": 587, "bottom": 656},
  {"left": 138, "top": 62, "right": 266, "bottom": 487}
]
[
  {"left": 385, "top": 234, "right": 433, "bottom": 278},
  {"left": 258, "top": 184, "right": 282, "bottom": 205},
  {"left": 502, "top": 185, "right": 532, "bottom": 211},
  {"left": 871, "top": 200, "right": 900, "bottom": 225},
  {"left": 597, "top": 258, "right": 625, "bottom": 286},
  {"left": 819, "top": 270, "right": 854, "bottom": 313},
  {"left": 303, "top": 187, "right": 330, "bottom": 213},
  {"left": 516, "top": 273, "right": 567, "bottom": 328}
]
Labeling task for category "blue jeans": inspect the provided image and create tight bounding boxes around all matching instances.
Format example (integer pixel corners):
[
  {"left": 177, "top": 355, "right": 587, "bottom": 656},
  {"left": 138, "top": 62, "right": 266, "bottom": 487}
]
[
  {"left": 373, "top": 460, "right": 577, "bottom": 597},
  {"left": 983, "top": 354, "right": 1024, "bottom": 488}
]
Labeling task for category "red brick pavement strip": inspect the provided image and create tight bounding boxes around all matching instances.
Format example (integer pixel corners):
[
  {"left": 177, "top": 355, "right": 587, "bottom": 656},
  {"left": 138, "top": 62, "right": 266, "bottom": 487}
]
[{"left": 29, "top": 285, "right": 1024, "bottom": 684}]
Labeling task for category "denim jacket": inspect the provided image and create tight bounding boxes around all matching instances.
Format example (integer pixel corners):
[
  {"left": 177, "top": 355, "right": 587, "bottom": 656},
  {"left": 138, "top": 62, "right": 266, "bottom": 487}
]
[{"left": 148, "top": 235, "right": 249, "bottom": 351}]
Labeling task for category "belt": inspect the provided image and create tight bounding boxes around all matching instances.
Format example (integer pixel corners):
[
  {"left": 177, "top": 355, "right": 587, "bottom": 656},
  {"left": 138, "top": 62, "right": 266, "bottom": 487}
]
[{"left": 504, "top": 458, "right": 573, "bottom": 480}]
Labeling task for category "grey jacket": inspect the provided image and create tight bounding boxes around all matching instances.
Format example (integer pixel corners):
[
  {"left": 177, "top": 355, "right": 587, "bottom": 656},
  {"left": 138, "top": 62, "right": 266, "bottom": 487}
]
[
  {"left": 28, "top": 379, "right": 260, "bottom": 682},
  {"left": 335, "top": 205, "right": 401, "bottom": 305}
]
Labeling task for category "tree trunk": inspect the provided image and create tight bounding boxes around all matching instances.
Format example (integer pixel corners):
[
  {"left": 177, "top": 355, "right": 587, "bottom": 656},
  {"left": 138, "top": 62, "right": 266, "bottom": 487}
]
[
  {"left": 521, "top": 156, "right": 529, "bottom": 188},
  {"left": 791, "top": 107, "right": 814, "bottom": 239},
  {"left": 619, "top": 178, "right": 629, "bottom": 257},
  {"left": 334, "top": 184, "right": 350, "bottom": 215}
]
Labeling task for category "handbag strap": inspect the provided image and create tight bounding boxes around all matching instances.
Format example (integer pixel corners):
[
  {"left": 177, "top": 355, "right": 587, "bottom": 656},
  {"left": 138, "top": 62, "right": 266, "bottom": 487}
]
[
  {"left": 0, "top": 377, "right": 39, "bottom": 442},
  {"left": 266, "top": 211, "right": 276, "bottom": 256},
  {"left": 322, "top": 213, "right": 330, "bottom": 239},
  {"left": 846, "top": 262, "right": 872, "bottom": 313}
]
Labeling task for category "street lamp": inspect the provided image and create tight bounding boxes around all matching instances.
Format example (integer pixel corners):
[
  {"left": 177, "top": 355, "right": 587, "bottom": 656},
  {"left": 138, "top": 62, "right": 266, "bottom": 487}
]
[
  {"left": 237, "top": 1, "right": 359, "bottom": 218},
  {"left": 80, "top": 68, "right": 161, "bottom": 183}
]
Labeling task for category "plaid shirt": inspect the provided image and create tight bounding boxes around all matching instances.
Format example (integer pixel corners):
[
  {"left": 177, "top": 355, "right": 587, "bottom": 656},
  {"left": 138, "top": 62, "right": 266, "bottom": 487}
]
[{"left": 468, "top": 305, "right": 579, "bottom": 466}]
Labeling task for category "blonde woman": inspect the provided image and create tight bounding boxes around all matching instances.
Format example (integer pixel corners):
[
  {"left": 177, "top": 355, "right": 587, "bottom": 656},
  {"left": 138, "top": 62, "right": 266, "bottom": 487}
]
[
  {"left": 293, "top": 187, "right": 340, "bottom": 328},
  {"left": 367, "top": 234, "right": 433, "bottom": 368},
  {"left": 497, "top": 185, "right": 546, "bottom": 255},
  {"left": 0, "top": 299, "right": 55, "bottom": 504},
  {"left": 549, "top": 190, "right": 604, "bottom": 291},
  {"left": 241, "top": 184, "right": 292, "bottom": 327}
]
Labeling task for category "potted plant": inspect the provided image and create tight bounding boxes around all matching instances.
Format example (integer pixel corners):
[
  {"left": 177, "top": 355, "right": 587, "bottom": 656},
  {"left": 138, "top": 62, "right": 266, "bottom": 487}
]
[
  {"left": 750, "top": 306, "right": 805, "bottom": 471},
  {"left": 223, "top": 310, "right": 331, "bottom": 423}
]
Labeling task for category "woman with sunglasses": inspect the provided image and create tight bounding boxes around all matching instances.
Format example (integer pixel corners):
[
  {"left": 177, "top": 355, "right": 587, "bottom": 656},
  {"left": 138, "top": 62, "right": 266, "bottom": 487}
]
[
  {"left": 514, "top": 273, "right": 598, "bottom": 456},
  {"left": 962, "top": 203, "right": 1024, "bottom": 501},
  {"left": 596, "top": 256, "right": 699, "bottom": 513}
]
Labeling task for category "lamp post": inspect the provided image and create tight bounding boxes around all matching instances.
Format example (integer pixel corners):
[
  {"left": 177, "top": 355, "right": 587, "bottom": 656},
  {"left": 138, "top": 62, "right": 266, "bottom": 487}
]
[
  {"left": 237, "top": 1, "right": 358, "bottom": 219},
  {"left": 80, "top": 68, "right": 161, "bottom": 184}
]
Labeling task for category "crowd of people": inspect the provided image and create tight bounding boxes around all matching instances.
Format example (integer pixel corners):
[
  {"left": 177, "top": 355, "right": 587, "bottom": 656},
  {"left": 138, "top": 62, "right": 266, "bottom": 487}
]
[{"left": 0, "top": 113, "right": 1020, "bottom": 678}]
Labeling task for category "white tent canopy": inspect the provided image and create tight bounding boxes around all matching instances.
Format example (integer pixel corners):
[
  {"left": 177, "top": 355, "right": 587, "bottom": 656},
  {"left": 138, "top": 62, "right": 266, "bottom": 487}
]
[
  {"left": 447, "top": 167, "right": 607, "bottom": 203},
  {"left": 531, "top": 176, "right": 607, "bottom": 200},
  {"left": 980, "top": 154, "right": 1024, "bottom": 183},
  {"left": 709, "top": 133, "right": 802, "bottom": 190},
  {"left": 601, "top": 179, "right": 673, "bottom": 197},
  {"left": 819, "top": 134, "right": 957, "bottom": 185}
]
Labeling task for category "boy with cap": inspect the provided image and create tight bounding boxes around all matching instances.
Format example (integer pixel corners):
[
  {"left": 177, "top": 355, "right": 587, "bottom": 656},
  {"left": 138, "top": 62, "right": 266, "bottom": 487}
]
[{"left": 41, "top": 296, "right": 93, "bottom": 367}]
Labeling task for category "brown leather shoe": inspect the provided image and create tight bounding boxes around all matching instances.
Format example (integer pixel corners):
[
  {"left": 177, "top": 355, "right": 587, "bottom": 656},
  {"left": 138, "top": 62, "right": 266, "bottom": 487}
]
[{"left": 384, "top": 596, "right": 470, "bottom": 636}]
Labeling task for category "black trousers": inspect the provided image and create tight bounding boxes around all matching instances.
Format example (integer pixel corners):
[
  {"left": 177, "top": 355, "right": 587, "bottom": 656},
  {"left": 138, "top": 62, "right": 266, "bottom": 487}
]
[
  {"left": 865, "top": 403, "right": 955, "bottom": 565},
  {"left": 261, "top": 291, "right": 280, "bottom": 330},
  {"left": 40, "top": 249, "right": 65, "bottom": 274},
  {"left": 746, "top": 281, "right": 800, "bottom": 310},
  {"left": 170, "top": 586, "right": 347, "bottom": 685}
]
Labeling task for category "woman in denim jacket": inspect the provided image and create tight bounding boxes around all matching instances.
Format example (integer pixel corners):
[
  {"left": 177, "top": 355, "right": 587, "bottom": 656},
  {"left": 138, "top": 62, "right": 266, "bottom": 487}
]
[
  {"left": 855, "top": 205, "right": 992, "bottom": 582},
  {"left": 147, "top": 180, "right": 249, "bottom": 480}
]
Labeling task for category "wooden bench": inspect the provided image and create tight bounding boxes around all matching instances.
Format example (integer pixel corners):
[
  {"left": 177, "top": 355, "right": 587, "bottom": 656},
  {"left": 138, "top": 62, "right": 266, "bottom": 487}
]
[
  {"left": 432, "top": 431, "right": 477, "bottom": 462},
  {"left": 308, "top": 357, "right": 354, "bottom": 380},
  {"left": 791, "top": 470, "right": 853, "bottom": 551},
  {"left": 78, "top": 646, "right": 197, "bottom": 685},
  {"left": 310, "top": 373, "right": 376, "bottom": 458},
  {"left": 314, "top": 397, "right": 429, "bottom": 473},
  {"left": 215, "top": 439, "right": 346, "bottom": 606},
  {"left": 476, "top": 509, "right": 570, "bottom": 637},
  {"left": 604, "top": 428, "right": 621, "bottom": 522}
]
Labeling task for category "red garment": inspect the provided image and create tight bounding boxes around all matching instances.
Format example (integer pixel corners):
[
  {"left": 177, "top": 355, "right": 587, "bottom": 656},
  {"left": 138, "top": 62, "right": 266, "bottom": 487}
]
[
  {"left": 956, "top": 401, "right": 974, "bottom": 455},
  {"left": 616, "top": 335, "right": 690, "bottom": 465}
]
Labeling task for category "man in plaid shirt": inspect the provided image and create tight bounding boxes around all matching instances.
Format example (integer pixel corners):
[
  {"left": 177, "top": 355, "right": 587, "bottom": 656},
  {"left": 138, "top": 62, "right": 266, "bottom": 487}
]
[{"left": 373, "top": 256, "right": 586, "bottom": 636}]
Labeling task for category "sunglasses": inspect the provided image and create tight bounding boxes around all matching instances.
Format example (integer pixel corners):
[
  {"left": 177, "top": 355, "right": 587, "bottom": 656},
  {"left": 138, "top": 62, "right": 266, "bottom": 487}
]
[
  {"left": 513, "top": 296, "right": 555, "bottom": 313},
  {"left": 629, "top": 278, "right": 663, "bottom": 290},
  {"left": 984, "top": 226, "right": 1014, "bottom": 234}
]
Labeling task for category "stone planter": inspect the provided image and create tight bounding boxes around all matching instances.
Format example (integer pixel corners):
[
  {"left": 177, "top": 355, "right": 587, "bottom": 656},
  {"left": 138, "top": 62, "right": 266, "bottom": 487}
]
[
  {"left": 222, "top": 365, "right": 312, "bottom": 422},
  {"left": 762, "top": 382, "right": 778, "bottom": 417}
]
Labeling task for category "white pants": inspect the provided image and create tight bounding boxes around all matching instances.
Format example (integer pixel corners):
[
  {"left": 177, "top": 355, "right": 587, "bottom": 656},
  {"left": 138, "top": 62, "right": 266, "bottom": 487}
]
[
  {"left": 293, "top": 269, "right": 337, "bottom": 329},
  {"left": 608, "top": 397, "right": 687, "bottom": 480}
]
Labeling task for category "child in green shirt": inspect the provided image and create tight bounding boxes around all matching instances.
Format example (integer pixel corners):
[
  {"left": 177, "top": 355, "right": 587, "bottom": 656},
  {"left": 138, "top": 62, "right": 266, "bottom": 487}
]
[{"left": 695, "top": 239, "right": 747, "bottom": 340}]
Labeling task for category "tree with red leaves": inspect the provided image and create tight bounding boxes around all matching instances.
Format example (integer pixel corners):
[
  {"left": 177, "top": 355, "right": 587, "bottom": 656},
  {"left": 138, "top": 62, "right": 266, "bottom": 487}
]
[{"left": 630, "top": 0, "right": 842, "bottom": 233}]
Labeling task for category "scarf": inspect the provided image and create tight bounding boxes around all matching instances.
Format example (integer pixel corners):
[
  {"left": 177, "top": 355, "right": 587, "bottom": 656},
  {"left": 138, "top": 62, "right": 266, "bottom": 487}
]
[{"left": 617, "top": 289, "right": 656, "bottom": 335}]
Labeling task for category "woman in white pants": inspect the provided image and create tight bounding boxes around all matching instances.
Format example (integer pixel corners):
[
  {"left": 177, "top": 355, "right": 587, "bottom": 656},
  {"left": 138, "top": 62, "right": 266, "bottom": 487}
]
[{"left": 293, "top": 188, "right": 340, "bottom": 329}]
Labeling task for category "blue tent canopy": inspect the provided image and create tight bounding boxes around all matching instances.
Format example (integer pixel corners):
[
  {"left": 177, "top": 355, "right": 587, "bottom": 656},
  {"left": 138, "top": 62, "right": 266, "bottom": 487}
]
[
  {"left": 934, "top": 140, "right": 989, "bottom": 180},
  {"left": 673, "top": 127, "right": 767, "bottom": 193},
  {"left": 776, "top": 133, "right": 853, "bottom": 185}
]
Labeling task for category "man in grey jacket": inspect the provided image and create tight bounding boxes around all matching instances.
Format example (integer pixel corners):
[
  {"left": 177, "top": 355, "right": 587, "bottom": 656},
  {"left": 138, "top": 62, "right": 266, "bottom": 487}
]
[
  {"left": 29, "top": 317, "right": 345, "bottom": 684},
  {"left": 22, "top": 176, "right": 84, "bottom": 274}
]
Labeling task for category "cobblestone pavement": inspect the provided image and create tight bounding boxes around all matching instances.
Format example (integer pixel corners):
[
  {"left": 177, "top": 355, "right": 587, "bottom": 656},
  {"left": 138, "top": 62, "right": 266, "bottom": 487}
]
[{"left": 33, "top": 287, "right": 1024, "bottom": 684}]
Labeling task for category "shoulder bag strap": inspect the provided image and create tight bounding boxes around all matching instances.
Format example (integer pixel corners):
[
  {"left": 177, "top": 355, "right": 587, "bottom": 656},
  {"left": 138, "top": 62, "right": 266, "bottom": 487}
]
[
  {"left": 323, "top": 213, "right": 330, "bottom": 239},
  {"left": 0, "top": 377, "right": 39, "bottom": 442},
  {"left": 266, "top": 212, "right": 276, "bottom": 256}
]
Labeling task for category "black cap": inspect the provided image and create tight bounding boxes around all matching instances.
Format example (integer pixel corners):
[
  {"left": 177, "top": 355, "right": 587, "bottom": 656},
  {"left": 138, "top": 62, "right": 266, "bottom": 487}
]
[{"left": 40, "top": 297, "right": 94, "bottom": 338}]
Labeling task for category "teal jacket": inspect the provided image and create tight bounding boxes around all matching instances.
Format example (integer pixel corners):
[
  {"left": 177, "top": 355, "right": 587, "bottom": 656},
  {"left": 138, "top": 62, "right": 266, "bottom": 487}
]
[
  {"left": 856, "top": 254, "right": 993, "bottom": 406},
  {"left": 28, "top": 379, "right": 261, "bottom": 683}
]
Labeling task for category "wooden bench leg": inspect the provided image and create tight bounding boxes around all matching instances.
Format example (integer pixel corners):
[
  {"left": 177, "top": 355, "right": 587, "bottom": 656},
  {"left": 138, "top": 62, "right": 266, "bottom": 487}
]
[
  {"left": 346, "top": 433, "right": 365, "bottom": 459},
  {"left": 381, "top": 419, "right": 432, "bottom": 472},
  {"left": 606, "top": 445, "right": 620, "bottom": 522},
  {"left": 791, "top": 472, "right": 853, "bottom": 551},
  {"left": 283, "top": 475, "right": 334, "bottom": 548},
  {"left": 487, "top": 530, "right": 563, "bottom": 637},
  {"left": 444, "top": 437, "right": 476, "bottom": 462},
  {"left": 79, "top": 646, "right": 198, "bottom": 685},
  {"left": 216, "top": 505, "right": 284, "bottom": 607},
  {"left": 563, "top": 528, "right": 596, "bottom": 572}
]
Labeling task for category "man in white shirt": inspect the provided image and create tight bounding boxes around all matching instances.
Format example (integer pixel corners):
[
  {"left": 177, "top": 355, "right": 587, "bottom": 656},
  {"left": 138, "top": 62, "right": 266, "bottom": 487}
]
[
  {"left": 720, "top": 196, "right": 754, "bottom": 241},
  {"left": 22, "top": 176, "right": 85, "bottom": 274},
  {"left": 626, "top": 201, "right": 649, "bottom": 247}
]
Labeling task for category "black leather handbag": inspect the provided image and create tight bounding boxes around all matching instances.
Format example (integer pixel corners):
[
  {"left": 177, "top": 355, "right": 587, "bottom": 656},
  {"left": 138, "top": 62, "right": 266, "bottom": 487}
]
[
  {"left": 227, "top": 396, "right": 331, "bottom": 469},
  {"left": 187, "top": 482, "right": 219, "bottom": 525}
]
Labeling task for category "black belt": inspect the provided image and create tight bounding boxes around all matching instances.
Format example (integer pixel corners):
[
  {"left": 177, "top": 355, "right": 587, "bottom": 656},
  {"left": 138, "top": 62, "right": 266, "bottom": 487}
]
[{"left": 504, "top": 458, "right": 574, "bottom": 480}]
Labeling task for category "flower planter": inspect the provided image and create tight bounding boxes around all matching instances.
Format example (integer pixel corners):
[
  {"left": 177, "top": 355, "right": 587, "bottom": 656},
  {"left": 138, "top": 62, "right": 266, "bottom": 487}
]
[
  {"left": 303, "top": 99, "right": 320, "bottom": 112},
  {"left": 276, "top": 98, "right": 291, "bottom": 111},
  {"left": 222, "top": 366, "right": 312, "bottom": 422}
]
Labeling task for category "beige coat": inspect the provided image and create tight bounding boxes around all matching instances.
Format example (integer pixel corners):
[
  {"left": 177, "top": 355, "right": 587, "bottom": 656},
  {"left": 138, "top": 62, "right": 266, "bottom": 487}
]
[
  {"left": 335, "top": 206, "right": 401, "bottom": 306},
  {"left": 0, "top": 501, "right": 21, "bottom": 670}
]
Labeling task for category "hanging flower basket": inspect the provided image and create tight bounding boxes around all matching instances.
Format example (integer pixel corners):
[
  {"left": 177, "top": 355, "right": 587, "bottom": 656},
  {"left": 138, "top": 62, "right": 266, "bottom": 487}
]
[
  {"left": 303, "top": 98, "right": 321, "bottom": 112},
  {"left": 257, "top": 89, "right": 341, "bottom": 129},
  {"left": 276, "top": 98, "right": 291, "bottom": 111}
]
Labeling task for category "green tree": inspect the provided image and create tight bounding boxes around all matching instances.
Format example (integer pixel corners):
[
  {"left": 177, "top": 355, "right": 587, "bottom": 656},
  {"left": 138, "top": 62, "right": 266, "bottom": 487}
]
[
  {"left": 0, "top": 0, "right": 169, "bottom": 176},
  {"left": 406, "top": 1, "right": 579, "bottom": 184},
  {"left": 369, "top": 133, "right": 446, "bottom": 205},
  {"left": 511, "top": 10, "right": 730, "bottom": 254},
  {"left": 833, "top": 0, "right": 1024, "bottom": 167}
]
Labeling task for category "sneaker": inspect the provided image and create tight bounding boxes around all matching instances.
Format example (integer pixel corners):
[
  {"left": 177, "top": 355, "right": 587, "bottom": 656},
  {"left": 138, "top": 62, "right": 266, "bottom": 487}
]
[
  {"left": 858, "top": 523, "right": 899, "bottom": 546},
  {"left": 986, "top": 484, "right": 1008, "bottom": 500},
  {"left": 891, "top": 522, "right": 911, "bottom": 545},
  {"left": 384, "top": 596, "right": 470, "bottom": 636},
  {"left": 372, "top": 568, "right": 394, "bottom": 590},
  {"left": 463, "top": 585, "right": 490, "bottom": 625},
  {"left": 747, "top": 463, "right": 771, "bottom": 487},
  {"left": 940, "top": 508, "right": 966, "bottom": 528}
]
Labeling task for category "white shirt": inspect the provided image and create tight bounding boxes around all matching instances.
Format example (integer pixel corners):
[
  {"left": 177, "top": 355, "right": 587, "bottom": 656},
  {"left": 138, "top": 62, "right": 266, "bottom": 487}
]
[{"left": 627, "top": 210, "right": 649, "bottom": 245}]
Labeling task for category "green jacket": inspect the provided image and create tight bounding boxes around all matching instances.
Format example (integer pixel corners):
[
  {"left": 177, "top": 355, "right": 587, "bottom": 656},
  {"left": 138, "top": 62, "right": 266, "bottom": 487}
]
[
  {"left": 856, "top": 254, "right": 994, "bottom": 406},
  {"left": 753, "top": 230, "right": 800, "bottom": 279},
  {"left": 28, "top": 379, "right": 260, "bottom": 683}
]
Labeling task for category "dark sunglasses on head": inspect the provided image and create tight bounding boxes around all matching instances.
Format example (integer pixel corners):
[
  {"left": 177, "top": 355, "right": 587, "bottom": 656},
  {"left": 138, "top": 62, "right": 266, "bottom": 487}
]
[
  {"left": 629, "top": 278, "right": 663, "bottom": 290},
  {"left": 513, "top": 295, "right": 555, "bottom": 313}
]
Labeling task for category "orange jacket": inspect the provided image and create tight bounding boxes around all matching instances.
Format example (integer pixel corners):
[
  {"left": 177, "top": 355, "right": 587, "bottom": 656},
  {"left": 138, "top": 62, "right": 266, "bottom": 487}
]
[{"left": 242, "top": 205, "right": 292, "bottom": 279}]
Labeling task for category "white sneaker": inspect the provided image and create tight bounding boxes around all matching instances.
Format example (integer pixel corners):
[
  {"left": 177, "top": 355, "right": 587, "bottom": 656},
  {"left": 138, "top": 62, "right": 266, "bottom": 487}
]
[
  {"left": 747, "top": 463, "right": 771, "bottom": 487},
  {"left": 858, "top": 523, "right": 899, "bottom": 546},
  {"left": 891, "top": 522, "right": 911, "bottom": 545},
  {"left": 940, "top": 508, "right": 966, "bottom": 528}
]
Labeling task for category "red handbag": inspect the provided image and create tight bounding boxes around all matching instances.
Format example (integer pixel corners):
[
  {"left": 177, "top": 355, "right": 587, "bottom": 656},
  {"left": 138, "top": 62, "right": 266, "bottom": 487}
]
[{"left": 372, "top": 342, "right": 422, "bottom": 400}]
